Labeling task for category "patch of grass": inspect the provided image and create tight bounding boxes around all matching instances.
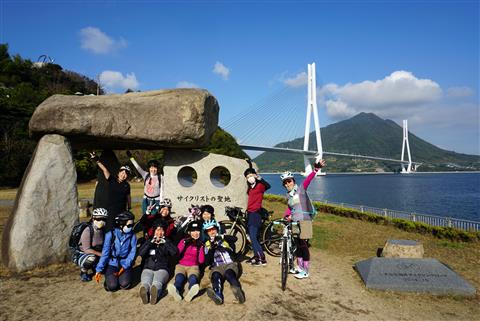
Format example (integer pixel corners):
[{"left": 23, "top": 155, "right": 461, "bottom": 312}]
[
  {"left": 437, "top": 241, "right": 466, "bottom": 249},
  {"left": 311, "top": 224, "right": 339, "bottom": 250},
  {"left": 0, "top": 188, "right": 17, "bottom": 201}
]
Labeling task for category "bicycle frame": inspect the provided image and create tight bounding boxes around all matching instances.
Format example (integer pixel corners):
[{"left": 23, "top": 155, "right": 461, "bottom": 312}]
[{"left": 273, "top": 220, "right": 298, "bottom": 291}]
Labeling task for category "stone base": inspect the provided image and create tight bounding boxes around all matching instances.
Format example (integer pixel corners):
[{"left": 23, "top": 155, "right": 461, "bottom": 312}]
[
  {"left": 355, "top": 257, "right": 476, "bottom": 296},
  {"left": 382, "top": 239, "right": 424, "bottom": 258}
]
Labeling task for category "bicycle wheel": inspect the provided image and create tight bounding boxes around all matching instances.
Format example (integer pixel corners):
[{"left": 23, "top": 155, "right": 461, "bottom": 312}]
[
  {"left": 220, "top": 221, "right": 247, "bottom": 257},
  {"left": 262, "top": 220, "right": 283, "bottom": 257},
  {"left": 281, "top": 238, "right": 288, "bottom": 291}
]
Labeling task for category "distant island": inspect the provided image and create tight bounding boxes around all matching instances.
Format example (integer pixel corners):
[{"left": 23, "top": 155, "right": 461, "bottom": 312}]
[{"left": 253, "top": 113, "right": 480, "bottom": 173}]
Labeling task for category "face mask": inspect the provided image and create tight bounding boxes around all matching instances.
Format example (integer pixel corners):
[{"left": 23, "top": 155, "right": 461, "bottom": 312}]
[
  {"left": 247, "top": 176, "right": 256, "bottom": 184},
  {"left": 93, "top": 220, "right": 105, "bottom": 229},
  {"left": 123, "top": 226, "right": 132, "bottom": 233}
]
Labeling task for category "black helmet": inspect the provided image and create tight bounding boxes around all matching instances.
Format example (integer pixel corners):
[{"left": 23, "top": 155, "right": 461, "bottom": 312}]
[
  {"left": 244, "top": 167, "right": 257, "bottom": 177},
  {"left": 152, "top": 218, "right": 168, "bottom": 230},
  {"left": 115, "top": 211, "right": 134, "bottom": 225},
  {"left": 187, "top": 221, "right": 202, "bottom": 232},
  {"left": 147, "top": 159, "right": 160, "bottom": 169},
  {"left": 200, "top": 205, "right": 215, "bottom": 216}
]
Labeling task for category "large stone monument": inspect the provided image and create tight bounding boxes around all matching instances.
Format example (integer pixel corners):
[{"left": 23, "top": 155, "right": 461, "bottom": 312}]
[
  {"left": 163, "top": 150, "right": 249, "bottom": 220},
  {"left": 2, "top": 89, "right": 220, "bottom": 272}
]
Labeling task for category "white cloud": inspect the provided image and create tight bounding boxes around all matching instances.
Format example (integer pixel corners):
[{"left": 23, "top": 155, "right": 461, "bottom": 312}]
[
  {"left": 318, "top": 71, "right": 443, "bottom": 119},
  {"left": 79, "top": 27, "right": 127, "bottom": 54},
  {"left": 176, "top": 81, "right": 199, "bottom": 88},
  {"left": 213, "top": 61, "right": 230, "bottom": 80},
  {"left": 99, "top": 70, "right": 139, "bottom": 92},
  {"left": 284, "top": 71, "right": 308, "bottom": 88},
  {"left": 446, "top": 86, "right": 474, "bottom": 98}
]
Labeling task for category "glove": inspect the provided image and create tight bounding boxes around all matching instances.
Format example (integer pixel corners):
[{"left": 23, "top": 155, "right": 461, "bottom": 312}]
[
  {"left": 114, "top": 267, "right": 125, "bottom": 277},
  {"left": 89, "top": 152, "right": 99, "bottom": 162},
  {"left": 314, "top": 159, "right": 326, "bottom": 169},
  {"left": 126, "top": 150, "right": 133, "bottom": 158},
  {"left": 95, "top": 272, "right": 102, "bottom": 283}
]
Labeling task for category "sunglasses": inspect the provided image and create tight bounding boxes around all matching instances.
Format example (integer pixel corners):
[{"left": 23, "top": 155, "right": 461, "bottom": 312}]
[
  {"left": 283, "top": 179, "right": 293, "bottom": 185},
  {"left": 93, "top": 218, "right": 106, "bottom": 221},
  {"left": 125, "top": 223, "right": 134, "bottom": 228}
]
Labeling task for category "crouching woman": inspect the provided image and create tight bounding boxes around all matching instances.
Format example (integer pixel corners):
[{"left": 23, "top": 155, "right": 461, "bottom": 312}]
[{"left": 95, "top": 211, "right": 137, "bottom": 291}]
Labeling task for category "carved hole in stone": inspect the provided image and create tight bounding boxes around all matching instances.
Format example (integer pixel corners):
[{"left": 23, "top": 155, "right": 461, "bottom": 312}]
[
  {"left": 210, "top": 166, "right": 231, "bottom": 188},
  {"left": 178, "top": 166, "right": 197, "bottom": 187}
]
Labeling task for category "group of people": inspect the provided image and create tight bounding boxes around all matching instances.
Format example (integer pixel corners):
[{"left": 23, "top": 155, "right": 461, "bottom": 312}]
[{"left": 72, "top": 150, "right": 325, "bottom": 305}]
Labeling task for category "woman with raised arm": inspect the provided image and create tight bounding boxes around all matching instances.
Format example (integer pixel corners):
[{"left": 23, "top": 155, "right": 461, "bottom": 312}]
[
  {"left": 90, "top": 152, "right": 132, "bottom": 231},
  {"left": 244, "top": 159, "right": 271, "bottom": 266},
  {"left": 281, "top": 158, "right": 326, "bottom": 279}
]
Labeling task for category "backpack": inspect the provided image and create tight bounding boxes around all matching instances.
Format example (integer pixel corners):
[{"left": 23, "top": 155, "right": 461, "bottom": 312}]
[{"left": 69, "top": 222, "right": 93, "bottom": 263}]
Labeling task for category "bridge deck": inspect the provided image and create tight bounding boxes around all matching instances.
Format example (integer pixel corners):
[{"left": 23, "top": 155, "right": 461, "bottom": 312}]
[{"left": 239, "top": 144, "right": 422, "bottom": 165}]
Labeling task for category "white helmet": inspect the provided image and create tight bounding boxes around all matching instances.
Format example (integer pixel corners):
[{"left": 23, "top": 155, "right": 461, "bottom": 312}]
[
  {"left": 92, "top": 207, "right": 108, "bottom": 218},
  {"left": 160, "top": 198, "right": 172, "bottom": 208},
  {"left": 119, "top": 165, "right": 132, "bottom": 174},
  {"left": 280, "top": 171, "right": 294, "bottom": 182}
]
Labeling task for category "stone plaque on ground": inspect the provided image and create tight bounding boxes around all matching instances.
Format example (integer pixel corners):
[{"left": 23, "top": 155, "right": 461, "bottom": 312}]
[
  {"left": 382, "top": 239, "right": 424, "bottom": 258},
  {"left": 355, "top": 257, "right": 476, "bottom": 296}
]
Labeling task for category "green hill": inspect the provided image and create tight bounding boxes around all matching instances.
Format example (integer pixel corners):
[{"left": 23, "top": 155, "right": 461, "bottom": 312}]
[
  {"left": 253, "top": 113, "right": 480, "bottom": 172},
  {"left": 0, "top": 44, "right": 246, "bottom": 186}
]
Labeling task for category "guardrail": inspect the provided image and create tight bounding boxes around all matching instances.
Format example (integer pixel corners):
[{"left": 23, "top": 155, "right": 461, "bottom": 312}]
[{"left": 320, "top": 200, "right": 480, "bottom": 232}]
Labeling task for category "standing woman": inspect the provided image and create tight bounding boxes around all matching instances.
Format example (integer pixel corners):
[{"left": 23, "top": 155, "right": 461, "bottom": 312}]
[
  {"left": 281, "top": 158, "right": 326, "bottom": 279},
  {"left": 90, "top": 152, "right": 132, "bottom": 231},
  {"left": 126, "top": 151, "right": 164, "bottom": 217},
  {"left": 244, "top": 159, "right": 270, "bottom": 266}
]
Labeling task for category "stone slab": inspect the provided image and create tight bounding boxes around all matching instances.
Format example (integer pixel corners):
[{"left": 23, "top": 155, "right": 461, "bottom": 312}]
[
  {"left": 29, "top": 89, "right": 219, "bottom": 149},
  {"left": 1, "top": 134, "right": 79, "bottom": 271},
  {"left": 382, "top": 239, "right": 424, "bottom": 258},
  {"left": 355, "top": 257, "right": 476, "bottom": 296},
  {"left": 163, "top": 150, "right": 248, "bottom": 221}
]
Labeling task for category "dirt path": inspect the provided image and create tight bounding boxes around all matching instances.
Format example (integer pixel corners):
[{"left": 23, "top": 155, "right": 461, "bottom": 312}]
[{"left": 1, "top": 249, "right": 478, "bottom": 321}]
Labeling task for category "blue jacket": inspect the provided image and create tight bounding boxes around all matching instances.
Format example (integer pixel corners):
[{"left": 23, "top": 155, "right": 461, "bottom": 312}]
[{"left": 96, "top": 229, "right": 137, "bottom": 272}]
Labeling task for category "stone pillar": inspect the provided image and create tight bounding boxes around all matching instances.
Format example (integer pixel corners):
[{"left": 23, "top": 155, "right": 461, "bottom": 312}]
[
  {"left": 1, "top": 134, "right": 78, "bottom": 272},
  {"left": 163, "top": 150, "right": 248, "bottom": 221}
]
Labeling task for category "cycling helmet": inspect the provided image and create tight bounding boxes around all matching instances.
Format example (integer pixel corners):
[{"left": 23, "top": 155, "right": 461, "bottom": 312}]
[
  {"left": 92, "top": 208, "right": 108, "bottom": 218},
  {"left": 200, "top": 205, "right": 215, "bottom": 216},
  {"left": 280, "top": 171, "right": 294, "bottom": 182},
  {"left": 115, "top": 211, "right": 134, "bottom": 224},
  {"left": 147, "top": 159, "right": 160, "bottom": 168},
  {"left": 187, "top": 221, "right": 202, "bottom": 232},
  {"left": 243, "top": 167, "right": 256, "bottom": 177},
  {"left": 119, "top": 165, "right": 132, "bottom": 174},
  {"left": 202, "top": 219, "right": 219, "bottom": 231},
  {"left": 160, "top": 198, "right": 172, "bottom": 208},
  {"left": 152, "top": 218, "right": 168, "bottom": 230}
]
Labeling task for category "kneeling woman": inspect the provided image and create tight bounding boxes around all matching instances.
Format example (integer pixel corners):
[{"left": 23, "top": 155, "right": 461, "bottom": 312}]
[
  {"left": 95, "top": 211, "right": 137, "bottom": 291},
  {"left": 138, "top": 219, "right": 178, "bottom": 304}
]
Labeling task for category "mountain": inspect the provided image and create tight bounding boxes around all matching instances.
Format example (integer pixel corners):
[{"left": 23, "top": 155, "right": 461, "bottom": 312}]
[{"left": 253, "top": 113, "right": 480, "bottom": 172}]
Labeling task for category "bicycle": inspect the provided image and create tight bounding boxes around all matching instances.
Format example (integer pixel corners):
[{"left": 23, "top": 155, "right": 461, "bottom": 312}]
[
  {"left": 221, "top": 206, "right": 281, "bottom": 258},
  {"left": 272, "top": 219, "right": 298, "bottom": 291}
]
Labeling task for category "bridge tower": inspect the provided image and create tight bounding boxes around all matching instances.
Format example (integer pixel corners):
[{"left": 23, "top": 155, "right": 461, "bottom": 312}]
[
  {"left": 303, "top": 63, "right": 325, "bottom": 176},
  {"left": 401, "top": 119, "right": 413, "bottom": 174}
]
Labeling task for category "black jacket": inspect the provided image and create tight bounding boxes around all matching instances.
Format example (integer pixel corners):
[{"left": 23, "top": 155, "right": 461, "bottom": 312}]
[{"left": 138, "top": 238, "right": 178, "bottom": 271}]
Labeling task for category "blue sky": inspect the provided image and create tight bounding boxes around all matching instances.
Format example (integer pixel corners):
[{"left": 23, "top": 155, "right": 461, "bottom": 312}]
[{"left": 2, "top": 1, "right": 479, "bottom": 155}]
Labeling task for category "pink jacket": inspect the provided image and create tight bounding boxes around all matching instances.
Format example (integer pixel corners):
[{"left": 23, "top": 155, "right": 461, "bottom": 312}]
[{"left": 177, "top": 239, "right": 205, "bottom": 266}]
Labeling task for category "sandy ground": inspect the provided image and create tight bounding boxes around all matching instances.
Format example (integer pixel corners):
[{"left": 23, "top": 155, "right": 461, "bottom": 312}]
[{"left": 1, "top": 249, "right": 479, "bottom": 321}]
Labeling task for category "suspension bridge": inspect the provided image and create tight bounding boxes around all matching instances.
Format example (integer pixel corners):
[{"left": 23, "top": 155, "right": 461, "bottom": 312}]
[{"left": 222, "top": 63, "right": 421, "bottom": 175}]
